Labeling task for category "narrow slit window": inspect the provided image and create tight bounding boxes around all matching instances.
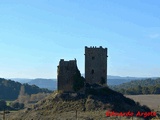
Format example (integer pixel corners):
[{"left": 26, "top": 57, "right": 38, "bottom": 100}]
[
  {"left": 91, "top": 69, "right": 94, "bottom": 74},
  {"left": 92, "top": 56, "right": 95, "bottom": 60}
]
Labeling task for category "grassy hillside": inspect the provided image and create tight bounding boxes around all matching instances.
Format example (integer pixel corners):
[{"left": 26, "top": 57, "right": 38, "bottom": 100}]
[{"left": 6, "top": 87, "right": 154, "bottom": 120}]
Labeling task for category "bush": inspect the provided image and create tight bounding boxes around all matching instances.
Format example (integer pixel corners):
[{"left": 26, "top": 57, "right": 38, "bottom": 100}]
[
  {"left": 0, "top": 100, "right": 7, "bottom": 110},
  {"left": 10, "top": 102, "right": 24, "bottom": 109}
]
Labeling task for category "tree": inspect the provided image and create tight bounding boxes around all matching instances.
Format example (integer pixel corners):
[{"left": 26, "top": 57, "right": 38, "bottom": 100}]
[
  {"left": 10, "top": 102, "right": 24, "bottom": 109},
  {"left": 142, "top": 87, "right": 150, "bottom": 94},
  {"left": 136, "top": 85, "right": 142, "bottom": 94},
  {"left": 0, "top": 100, "right": 7, "bottom": 110},
  {"left": 153, "top": 86, "right": 160, "bottom": 94}
]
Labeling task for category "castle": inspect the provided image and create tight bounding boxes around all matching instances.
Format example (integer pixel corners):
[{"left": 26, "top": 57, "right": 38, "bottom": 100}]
[{"left": 57, "top": 46, "right": 108, "bottom": 92}]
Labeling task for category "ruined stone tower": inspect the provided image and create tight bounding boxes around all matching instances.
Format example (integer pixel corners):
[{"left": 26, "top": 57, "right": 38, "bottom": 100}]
[
  {"left": 85, "top": 46, "right": 107, "bottom": 85},
  {"left": 57, "top": 46, "right": 107, "bottom": 92},
  {"left": 57, "top": 59, "right": 78, "bottom": 91}
]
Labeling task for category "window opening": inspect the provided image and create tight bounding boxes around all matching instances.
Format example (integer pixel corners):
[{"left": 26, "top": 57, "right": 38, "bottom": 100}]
[{"left": 91, "top": 69, "right": 94, "bottom": 74}]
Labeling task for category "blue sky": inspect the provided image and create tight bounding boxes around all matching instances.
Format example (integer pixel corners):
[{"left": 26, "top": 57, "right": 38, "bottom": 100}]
[{"left": 0, "top": 0, "right": 160, "bottom": 78}]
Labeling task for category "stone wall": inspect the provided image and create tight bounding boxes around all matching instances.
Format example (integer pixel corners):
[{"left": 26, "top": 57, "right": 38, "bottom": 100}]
[
  {"left": 57, "top": 46, "right": 108, "bottom": 92},
  {"left": 57, "top": 59, "right": 78, "bottom": 92}
]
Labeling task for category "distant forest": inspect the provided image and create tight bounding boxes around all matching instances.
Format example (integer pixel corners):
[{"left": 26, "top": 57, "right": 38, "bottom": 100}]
[
  {"left": 0, "top": 78, "right": 52, "bottom": 100},
  {"left": 110, "top": 78, "right": 160, "bottom": 95}
]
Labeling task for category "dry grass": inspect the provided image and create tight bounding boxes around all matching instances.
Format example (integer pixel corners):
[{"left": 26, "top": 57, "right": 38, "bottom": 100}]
[
  {"left": 6, "top": 92, "right": 160, "bottom": 120},
  {"left": 125, "top": 95, "right": 160, "bottom": 111},
  {"left": 5, "top": 110, "right": 145, "bottom": 120}
]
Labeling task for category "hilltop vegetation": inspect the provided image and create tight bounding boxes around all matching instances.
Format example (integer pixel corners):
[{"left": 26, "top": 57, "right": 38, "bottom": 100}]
[
  {"left": 7, "top": 86, "right": 153, "bottom": 120},
  {"left": 110, "top": 78, "right": 160, "bottom": 95},
  {"left": 0, "top": 78, "right": 52, "bottom": 100}
]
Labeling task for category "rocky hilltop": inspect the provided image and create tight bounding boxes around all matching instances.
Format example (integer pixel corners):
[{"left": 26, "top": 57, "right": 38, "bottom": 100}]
[{"left": 7, "top": 86, "right": 153, "bottom": 120}]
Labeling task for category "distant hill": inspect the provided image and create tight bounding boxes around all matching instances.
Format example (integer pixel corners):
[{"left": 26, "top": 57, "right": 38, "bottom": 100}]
[
  {"left": 11, "top": 78, "right": 57, "bottom": 90},
  {"left": 10, "top": 75, "right": 158, "bottom": 91},
  {"left": 107, "top": 76, "right": 140, "bottom": 85},
  {"left": 110, "top": 78, "right": 160, "bottom": 89},
  {"left": 107, "top": 75, "right": 158, "bottom": 85},
  {"left": 82, "top": 74, "right": 149, "bottom": 85},
  {"left": 28, "top": 78, "right": 57, "bottom": 90},
  {"left": 110, "top": 78, "right": 160, "bottom": 95},
  {"left": 10, "top": 78, "right": 32, "bottom": 83},
  {"left": 0, "top": 78, "right": 52, "bottom": 100},
  {"left": 107, "top": 75, "right": 139, "bottom": 79}
]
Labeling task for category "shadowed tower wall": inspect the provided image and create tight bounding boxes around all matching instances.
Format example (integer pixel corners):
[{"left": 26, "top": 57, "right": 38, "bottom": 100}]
[
  {"left": 85, "top": 46, "right": 107, "bottom": 84},
  {"left": 57, "top": 59, "right": 78, "bottom": 91}
]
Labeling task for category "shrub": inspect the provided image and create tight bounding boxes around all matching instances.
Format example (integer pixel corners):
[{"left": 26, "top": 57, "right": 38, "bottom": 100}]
[
  {"left": 0, "top": 100, "right": 7, "bottom": 110},
  {"left": 10, "top": 102, "right": 24, "bottom": 109}
]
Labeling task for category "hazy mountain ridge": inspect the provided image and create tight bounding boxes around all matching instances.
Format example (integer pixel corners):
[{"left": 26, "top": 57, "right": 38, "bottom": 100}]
[
  {"left": 10, "top": 78, "right": 33, "bottom": 83},
  {"left": 28, "top": 78, "right": 57, "bottom": 90},
  {"left": 107, "top": 75, "right": 158, "bottom": 85},
  {"left": 10, "top": 75, "right": 158, "bottom": 90}
]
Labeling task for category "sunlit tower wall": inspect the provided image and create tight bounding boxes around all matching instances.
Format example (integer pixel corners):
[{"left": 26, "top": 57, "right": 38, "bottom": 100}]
[{"left": 85, "top": 46, "right": 108, "bottom": 85}]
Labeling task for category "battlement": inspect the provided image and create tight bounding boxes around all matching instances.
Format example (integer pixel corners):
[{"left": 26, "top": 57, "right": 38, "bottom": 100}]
[
  {"left": 85, "top": 46, "right": 107, "bottom": 49},
  {"left": 85, "top": 46, "right": 107, "bottom": 57},
  {"left": 59, "top": 59, "right": 77, "bottom": 68}
]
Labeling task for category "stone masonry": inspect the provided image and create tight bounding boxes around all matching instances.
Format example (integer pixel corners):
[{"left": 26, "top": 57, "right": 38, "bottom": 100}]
[
  {"left": 57, "top": 59, "right": 78, "bottom": 91},
  {"left": 85, "top": 46, "right": 107, "bottom": 84},
  {"left": 57, "top": 46, "right": 108, "bottom": 92}
]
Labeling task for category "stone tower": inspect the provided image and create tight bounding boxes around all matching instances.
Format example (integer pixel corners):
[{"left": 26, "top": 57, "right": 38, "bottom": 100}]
[
  {"left": 57, "top": 59, "right": 78, "bottom": 91},
  {"left": 85, "top": 46, "right": 108, "bottom": 85}
]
